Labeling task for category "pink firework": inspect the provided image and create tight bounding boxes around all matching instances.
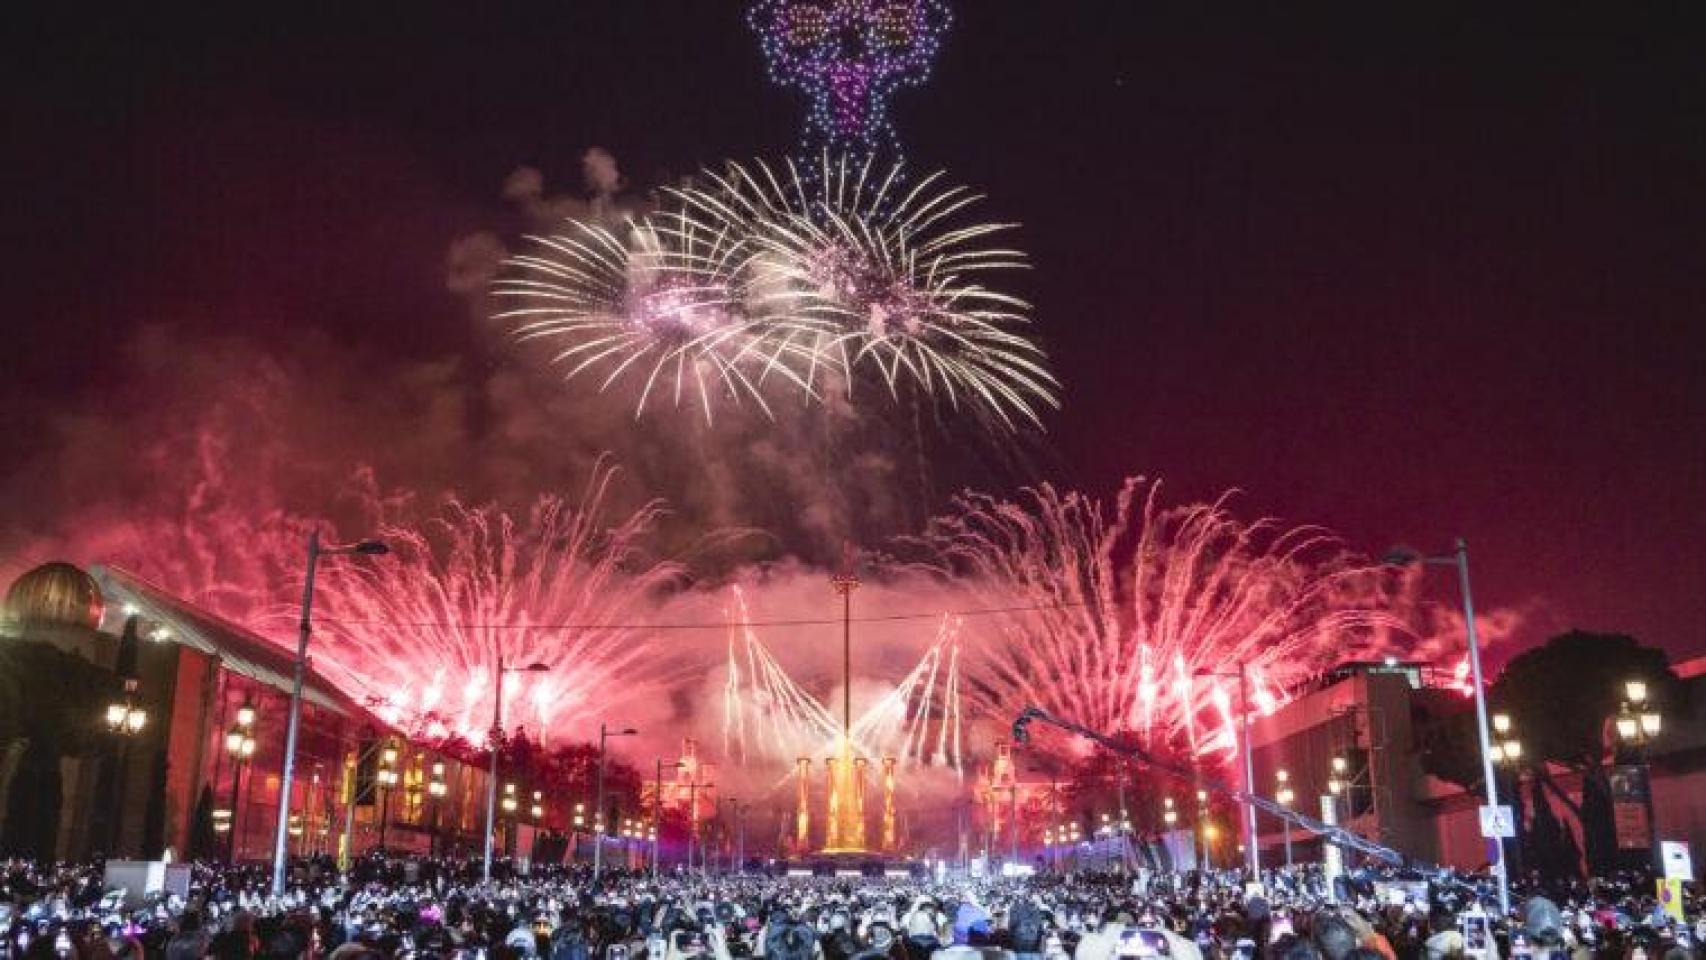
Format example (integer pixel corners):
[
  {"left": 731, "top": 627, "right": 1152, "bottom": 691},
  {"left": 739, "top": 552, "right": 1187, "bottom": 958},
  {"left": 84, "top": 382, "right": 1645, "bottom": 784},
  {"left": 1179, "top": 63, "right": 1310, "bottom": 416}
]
[
  {"left": 914, "top": 479, "right": 1411, "bottom": 757},
  {"left": 294, "top": 467, "right": 690, "bottom": 743}
]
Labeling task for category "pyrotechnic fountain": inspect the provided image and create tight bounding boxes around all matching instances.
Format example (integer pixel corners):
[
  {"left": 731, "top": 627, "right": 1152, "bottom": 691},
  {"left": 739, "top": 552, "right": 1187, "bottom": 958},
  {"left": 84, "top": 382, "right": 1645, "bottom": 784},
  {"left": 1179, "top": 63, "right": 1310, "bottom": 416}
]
[{"left": 822, "top": 563, "right": 867, "bottom": 852}]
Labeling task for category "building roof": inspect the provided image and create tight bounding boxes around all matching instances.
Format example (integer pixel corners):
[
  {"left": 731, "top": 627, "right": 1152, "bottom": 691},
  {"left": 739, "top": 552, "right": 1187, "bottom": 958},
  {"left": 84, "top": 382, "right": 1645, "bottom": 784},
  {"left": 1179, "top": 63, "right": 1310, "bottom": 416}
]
[{"left": 90, "top": 565, "right": 368, "bottom": 718}]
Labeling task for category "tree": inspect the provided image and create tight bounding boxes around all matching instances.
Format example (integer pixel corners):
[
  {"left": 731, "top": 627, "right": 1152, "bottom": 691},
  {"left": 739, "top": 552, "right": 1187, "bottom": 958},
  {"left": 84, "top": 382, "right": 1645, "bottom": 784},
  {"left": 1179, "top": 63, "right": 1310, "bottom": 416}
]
[
  {"left": 1, "top": 735, "right": 63, "bottom": 861},
  {"left": 1526, "top": 775, "right": 1580, "bottom": 882},
  {"left": 0, "top": 639, "right": 115, "bottom": 861},
  {"left": 1419, "top": 631, "right": 1682, "bottom": 878}
]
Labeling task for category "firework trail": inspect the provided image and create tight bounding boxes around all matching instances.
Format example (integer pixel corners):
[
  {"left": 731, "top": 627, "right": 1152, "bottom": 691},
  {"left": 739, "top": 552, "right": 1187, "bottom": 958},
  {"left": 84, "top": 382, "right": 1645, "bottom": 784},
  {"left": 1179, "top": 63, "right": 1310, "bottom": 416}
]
[
  {"left": 493, "top": 212, "right": 820, "bottom": 422},
  {"left": 721, "top": 585, "right": 966, "bottom": 774},
  {"left": 288, "top": 464, "right": 690, "bottom": 743},
  {"left": 675, "top": 155, "right": 1059, "bottom": 430},
  {"left": 912, "top": 478, "right": 1410, "bottom": 757}
]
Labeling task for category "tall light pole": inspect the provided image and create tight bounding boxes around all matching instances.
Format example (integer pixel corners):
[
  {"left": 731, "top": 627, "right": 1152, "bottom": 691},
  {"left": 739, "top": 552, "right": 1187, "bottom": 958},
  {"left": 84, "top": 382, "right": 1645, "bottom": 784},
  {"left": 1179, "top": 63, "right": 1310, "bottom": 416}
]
[
  {"left": 1614, "top": 679, "right": 1663, "bottom": 870},
  {"left": 653, "top": 759, "right": 684, "bottom": 880},
  {"left": 484, "top": 658, "right": 549, "bottom": 882},
  {"left": 592, "top": 722, "right": 637, "bottom": 882},
  {"left": 224, "top": 701, "right": 257, "bottom": 862},
  {"left": 427, "top": 762, "right": 448, "bottom": 858},
  {"left": 682, "top": 773, "right": 714, "bottom": 876},
  {"left": 1197, "top": 664, "right": 1259, "bottom": 877},
  {"left": 103, "top": 676, "right": 148, "bottom": 857},
  {"left": 1275, "top": 770, "right": 1295, "bottom": 868},
  {"left": 273, "top": 532, "right": 388, "bottom": 896},
  {"left": 375, "top": 743, "right": 400, "bottom": 850},
  {"left": 733, "top": 799, "right": 745, "bottom": 874},
  {"left": 1386, "top": 540, "right": 1507, "bottom": 914}
]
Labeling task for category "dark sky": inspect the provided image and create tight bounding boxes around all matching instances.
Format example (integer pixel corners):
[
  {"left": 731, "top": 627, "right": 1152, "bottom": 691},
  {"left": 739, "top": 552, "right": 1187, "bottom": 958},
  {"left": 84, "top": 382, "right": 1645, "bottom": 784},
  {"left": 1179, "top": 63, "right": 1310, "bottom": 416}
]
[{"left": 5, "top": 3, "right": 1704, "bottom": 658}]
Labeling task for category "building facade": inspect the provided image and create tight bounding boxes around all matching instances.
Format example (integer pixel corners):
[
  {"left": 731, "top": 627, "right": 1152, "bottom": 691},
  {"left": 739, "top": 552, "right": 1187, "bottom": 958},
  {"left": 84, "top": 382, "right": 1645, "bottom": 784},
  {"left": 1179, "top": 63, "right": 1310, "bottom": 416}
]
[{"left": 0, "top": 561, "right": 509, "bottom": 864}]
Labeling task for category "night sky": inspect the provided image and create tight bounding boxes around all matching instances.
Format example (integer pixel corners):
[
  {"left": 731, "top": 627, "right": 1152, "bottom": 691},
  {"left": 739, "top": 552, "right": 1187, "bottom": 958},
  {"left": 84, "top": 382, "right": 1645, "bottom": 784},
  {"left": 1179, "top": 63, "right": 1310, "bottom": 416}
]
[{"left": 6, "top": 3, "right": 1704, "bottom": 658}]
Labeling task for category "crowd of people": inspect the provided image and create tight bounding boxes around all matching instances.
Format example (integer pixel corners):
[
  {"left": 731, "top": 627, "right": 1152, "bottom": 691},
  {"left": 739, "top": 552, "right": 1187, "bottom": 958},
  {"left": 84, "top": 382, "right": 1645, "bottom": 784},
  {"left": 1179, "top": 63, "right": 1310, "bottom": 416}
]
[{"left": 0, "top": 856, "right": 1698, "bottom": 960}]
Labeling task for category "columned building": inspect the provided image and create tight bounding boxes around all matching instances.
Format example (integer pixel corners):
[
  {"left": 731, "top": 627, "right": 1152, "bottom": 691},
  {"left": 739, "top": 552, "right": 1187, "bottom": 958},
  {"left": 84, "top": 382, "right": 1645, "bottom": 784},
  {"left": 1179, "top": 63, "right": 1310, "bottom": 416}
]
[{"left": 0, "top": 562, "right": 501, "bottom": 863}]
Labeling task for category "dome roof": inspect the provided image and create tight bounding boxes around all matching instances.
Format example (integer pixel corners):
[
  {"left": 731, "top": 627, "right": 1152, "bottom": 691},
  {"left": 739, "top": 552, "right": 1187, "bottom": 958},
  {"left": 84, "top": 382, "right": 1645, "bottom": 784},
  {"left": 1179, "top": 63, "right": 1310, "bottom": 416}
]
[{"left": 4, "top": 561, "right": 105, "bottom": 631}]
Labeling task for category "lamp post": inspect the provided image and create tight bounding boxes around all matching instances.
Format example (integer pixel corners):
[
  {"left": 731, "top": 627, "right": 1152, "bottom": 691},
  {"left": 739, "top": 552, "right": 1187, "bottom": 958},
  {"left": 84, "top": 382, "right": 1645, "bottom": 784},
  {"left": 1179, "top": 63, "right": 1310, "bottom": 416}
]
[
  {"left": 103, "top": 677, "right": 148, "bottom": 857},
  {"left": 427, "top": 762, "right": 448, "bottom": 858},
  {"left": 375, "top": 744, "right": 401, "bottom": 850},
  {"left": 1275, "top": 770, "right": 1295, "bottom": 868},
  {"left": 1195, "top": 789, "right": 1212, "bottom": 870},
  {"left": 592, "top": 723, "right": 638, "bottom": 882},
  {"left": 483, "top": 659, "right": 549, "bottom": 882},
  {"left": 224, "top": 700, "right": 257, "bottom": 862},
  {"left": 1614, "top": 679, "right": 1663, "bottom": 870},
  {"left": 1158, "top": 797, "right": 1179, "bottom": 873},
  {"left": 1326, "top": 756, "right": 1348, "bottom": 820},
  {"left": 653, "top": 759, "right": 684, "bottom": 880},
  {"left": 1385, "top": 540, "right": 1508, "bottom": 915},
  {"left": 274, "top": 533, "right": 388, "bottom": 896},
  {"left": 530, "top": 789, "right": 546, "bottom": 861},
  {"left": 732, "top": 799, "right": 745, "bottom": 874},
  {"left": 1197, "top": 664, "right": 1259, "bottom": 877},
  {"left": 682, "top": 773, "right": 714, "bottom": 876},
  {"left": 1489, "top": 714, "right": 1525, "bottom": 878}
]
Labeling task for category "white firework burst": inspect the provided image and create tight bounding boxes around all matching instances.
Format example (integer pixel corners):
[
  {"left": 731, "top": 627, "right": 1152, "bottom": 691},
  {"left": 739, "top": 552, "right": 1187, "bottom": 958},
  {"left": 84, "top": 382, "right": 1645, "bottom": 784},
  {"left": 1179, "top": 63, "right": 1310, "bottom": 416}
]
[
  {"left": 674, "top": 155, "right": 1060, "bottom": 430},
  {"left": 493, "top": 210, "right": 818, "bottom": 421}
]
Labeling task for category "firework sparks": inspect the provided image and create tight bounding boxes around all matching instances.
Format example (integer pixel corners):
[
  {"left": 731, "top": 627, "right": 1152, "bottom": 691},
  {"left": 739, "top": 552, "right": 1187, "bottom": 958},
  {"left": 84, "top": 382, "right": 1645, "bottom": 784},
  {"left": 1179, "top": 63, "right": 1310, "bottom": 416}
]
[
  {"left": 675, "top": 155, "right": 1060, "bottom": 429},
  {"left": 292, "top": 465, "right": 690, "bottom": 742},
  {"left": 721, "top": 585, "right": 965, "bottom": 775},
  {"left": 912, "top": 478, "right": 1410, "bottom": 756},
  {"left": 493, "top": 212, "right": 819, "bottom": 422}
]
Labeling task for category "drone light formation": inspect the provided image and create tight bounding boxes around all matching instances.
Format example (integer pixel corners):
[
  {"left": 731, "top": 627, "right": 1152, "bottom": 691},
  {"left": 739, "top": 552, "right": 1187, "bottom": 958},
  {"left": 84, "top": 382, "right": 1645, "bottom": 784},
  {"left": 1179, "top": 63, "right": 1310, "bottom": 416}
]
[{"left": 749, "top": 0, "right": 952, "bottom": 168}]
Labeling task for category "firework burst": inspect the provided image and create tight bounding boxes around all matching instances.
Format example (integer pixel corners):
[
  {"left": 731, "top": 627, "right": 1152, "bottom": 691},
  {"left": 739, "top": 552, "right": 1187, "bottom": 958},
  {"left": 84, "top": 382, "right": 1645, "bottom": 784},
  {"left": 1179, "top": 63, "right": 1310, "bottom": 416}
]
[
  {"left": 676, "top": 156, "right": 1059, "bottom": 429},
  {"left": 912, "top": 479, "right": 1409, "bottom": 756},
  {"left": 493, "top": 212, "right": 819, "bottom": 422},
  {"left": 295, "top": 464, "right": 690, "bottom": 743}
]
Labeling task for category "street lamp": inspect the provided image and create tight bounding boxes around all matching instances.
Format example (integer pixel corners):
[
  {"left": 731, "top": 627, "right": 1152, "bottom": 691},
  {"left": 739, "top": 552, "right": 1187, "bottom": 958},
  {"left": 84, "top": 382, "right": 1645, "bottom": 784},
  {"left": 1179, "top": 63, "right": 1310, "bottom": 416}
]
[
  {"left": 274, "top": 533, "right": 388, "bottom": 896},
  {"left": 103, "top": 677, "right": 148, "bottom": 855},
  {"left": 224, "top": 700, "right": 258, "bottom": 862},
  {"left": 483, "top": 660, "right": 549, "bottom": 882},
  {"left": 1275, "top": 770, "right": 1295, "bottom": 868},
  {"left": 375, "top": 744, "right": 402, "bottom": 850},
  {"left": 1490, "top": 713, "right": 1523, "bottom": 765},
  {"left": 1615, "top": 679, "right": 1664, "bottom": 869},
  {"left": 593, "top": 723, "right": 638, "bottom": 881},
  {"left": 1196, "top": 664, "right": 1259, "bottom": 877},
  {"left": 531, "top": 790, "right": 545, "bottom": 821},
  {"left": 1385, "top": 540, "right": 1509, "bottom": 915},
  {"left": 427, "top": 762, "right": 448, "bottom": 858}
]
